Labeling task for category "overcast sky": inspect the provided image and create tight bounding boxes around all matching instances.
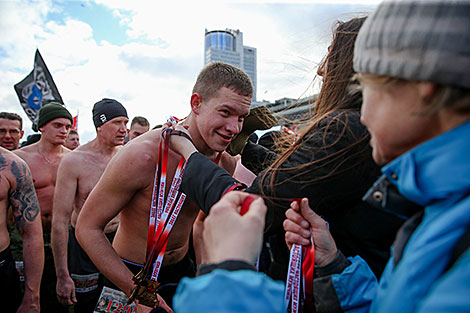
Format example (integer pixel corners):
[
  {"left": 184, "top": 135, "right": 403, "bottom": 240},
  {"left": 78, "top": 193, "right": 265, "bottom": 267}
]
[{"left": 0, "top": 0, "right": 379, "bottom": 143}]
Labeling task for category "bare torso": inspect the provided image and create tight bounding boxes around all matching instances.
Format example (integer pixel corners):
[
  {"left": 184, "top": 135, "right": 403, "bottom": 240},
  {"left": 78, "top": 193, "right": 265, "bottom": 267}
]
[
  {"left": 15, "top": 143, "right": 68, "bottom": 233},
  {"left": 68, "top": 142, "right": 120, "bottom": 232},
  {"left": 112, "top": 130, "right": 236, "bottom": 266}
]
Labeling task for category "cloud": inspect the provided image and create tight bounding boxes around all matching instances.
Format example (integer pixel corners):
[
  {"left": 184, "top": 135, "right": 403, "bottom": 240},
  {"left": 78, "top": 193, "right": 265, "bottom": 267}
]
[{"left": 1, "top": 0, "right": 377, "bottom": 143}]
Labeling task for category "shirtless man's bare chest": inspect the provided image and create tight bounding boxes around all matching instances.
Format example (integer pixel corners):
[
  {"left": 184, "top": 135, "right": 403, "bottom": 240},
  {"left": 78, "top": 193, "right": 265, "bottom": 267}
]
[
  {"left": 113, "top": 133, "right": 202, "bottom": 267},
  {"left": 15, "top": 144, "right": 67, "bottom": 232}
]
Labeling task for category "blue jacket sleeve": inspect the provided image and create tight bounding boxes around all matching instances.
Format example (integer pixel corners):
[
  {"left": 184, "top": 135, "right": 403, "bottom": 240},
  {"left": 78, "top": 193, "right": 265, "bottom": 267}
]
[
  {"left": 313, "top": 255, "right": 377, "bottom": 313},
  {"left": 332, "top": 256, "right": 377, "bottom": 312},
  {"left": 173, "top": 269, "right": 286, "bottom": 313}
]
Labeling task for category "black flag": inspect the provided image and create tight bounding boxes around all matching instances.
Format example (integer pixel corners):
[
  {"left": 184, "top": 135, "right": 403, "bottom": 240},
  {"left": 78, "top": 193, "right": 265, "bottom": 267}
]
[{"left": 14, "top": 49, "right": 64, "bottom": 131}]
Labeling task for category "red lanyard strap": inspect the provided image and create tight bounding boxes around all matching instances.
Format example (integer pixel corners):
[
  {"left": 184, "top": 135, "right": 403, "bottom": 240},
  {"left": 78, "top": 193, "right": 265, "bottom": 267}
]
[
  {"left": 302, "top": 243, "right": 315, "bottom": 312},
  {"left": 284, "top": 236, "right": 315, "bottom": 312},
  {"left": 142, "top": 128, "right": 187, "bottom": 281}
]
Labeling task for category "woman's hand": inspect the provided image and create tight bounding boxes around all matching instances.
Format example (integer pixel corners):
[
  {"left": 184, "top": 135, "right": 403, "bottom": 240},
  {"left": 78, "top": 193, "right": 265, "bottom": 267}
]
[
  {"left": 203, "top": 192, "right": 267, "bottom": 265},
  {"left": 284, "top": 198, "right": 338, "bottom": 266}
]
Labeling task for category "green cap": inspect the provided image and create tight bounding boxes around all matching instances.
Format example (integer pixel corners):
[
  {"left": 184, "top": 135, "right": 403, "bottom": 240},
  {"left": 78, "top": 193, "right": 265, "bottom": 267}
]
[{"left": 37, "top": 102, "right": 73, "bottom": 130}]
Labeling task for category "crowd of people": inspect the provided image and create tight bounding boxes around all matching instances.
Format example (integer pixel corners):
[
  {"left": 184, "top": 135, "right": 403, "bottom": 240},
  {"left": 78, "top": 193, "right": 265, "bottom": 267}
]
[{"left": 0, "top": 0, "right": 469, "bottom": 312}]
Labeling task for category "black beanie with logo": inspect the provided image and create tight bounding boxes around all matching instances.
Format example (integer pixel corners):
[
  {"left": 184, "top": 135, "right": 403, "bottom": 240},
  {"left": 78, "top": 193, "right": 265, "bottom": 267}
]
[{"left": 92, "top": 98, "right": 128, "bottom": 128}]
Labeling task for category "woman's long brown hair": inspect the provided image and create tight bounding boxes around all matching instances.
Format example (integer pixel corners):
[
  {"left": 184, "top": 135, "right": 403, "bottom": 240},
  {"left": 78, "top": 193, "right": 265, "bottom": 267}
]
[{"left": 260, "top": 17, "right": 368, "bottom": 194}]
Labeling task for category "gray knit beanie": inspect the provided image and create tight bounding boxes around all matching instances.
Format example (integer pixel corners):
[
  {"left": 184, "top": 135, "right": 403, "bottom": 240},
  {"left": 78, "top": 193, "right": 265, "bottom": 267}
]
[
  {"left": 92, "top": 98, "right": 128, "bottom": 128},
  {"left": 354, "top": 0, "right": 470, "bottom": 89}
]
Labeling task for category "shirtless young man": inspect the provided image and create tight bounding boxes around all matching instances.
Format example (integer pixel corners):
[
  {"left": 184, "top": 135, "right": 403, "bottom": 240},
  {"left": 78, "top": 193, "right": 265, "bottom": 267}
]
[
  {"left": 76, "top": 62, "right": 253, "bottom": 312},
  {"left": 51, "top": 99, "right": 128, "bottom": 312},
  {"left": 14, "top": 102, "right": 73, "bottom": 233},
  {"left": 0, "top": 147, "right": 44, "bottom": 313},
  {"left": 14, "top": 102, "right": 73, "bottom": 313}
]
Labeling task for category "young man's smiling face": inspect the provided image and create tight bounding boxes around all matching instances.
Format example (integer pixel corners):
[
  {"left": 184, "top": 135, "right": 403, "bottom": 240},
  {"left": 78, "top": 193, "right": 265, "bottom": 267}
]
[{"left": 193, "top": 87, "right": 251, "bottom": 153}]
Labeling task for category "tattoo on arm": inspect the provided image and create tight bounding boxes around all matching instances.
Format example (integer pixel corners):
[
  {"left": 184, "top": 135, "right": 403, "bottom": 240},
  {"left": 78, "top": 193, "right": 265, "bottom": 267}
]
[
  {"left": 10, "top": 160, "right": 40, "bottom": 234},
  {"left": 0, "top": 154, "right": 7, "bottom": 184}
]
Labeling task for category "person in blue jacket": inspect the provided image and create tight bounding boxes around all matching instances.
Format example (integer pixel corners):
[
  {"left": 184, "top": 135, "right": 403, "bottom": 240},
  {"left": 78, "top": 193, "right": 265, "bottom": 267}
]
[
  {"left": 173, "top": 0, "right": 470, "bottom": 312},
  {"left": 283, "top": 0, "right": 470, "bottom": 312}
]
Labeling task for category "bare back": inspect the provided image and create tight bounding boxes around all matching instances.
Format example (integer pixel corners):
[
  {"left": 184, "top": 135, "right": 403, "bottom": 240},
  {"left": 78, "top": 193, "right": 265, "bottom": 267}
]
[{"left": 14, "top": 143, "right": 68, "bottom": 232}]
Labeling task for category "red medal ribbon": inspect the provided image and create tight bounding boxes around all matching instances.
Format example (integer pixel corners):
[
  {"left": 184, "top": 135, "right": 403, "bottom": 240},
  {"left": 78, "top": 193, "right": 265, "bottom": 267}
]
[
  {"left": 302, "top": 242, "right": 315, "bottom": 312},
  {"left": 143, "top": 119, "right": 223, "bottom": 282},
  {"left": 142, "top": 127, "right": 187, "bottom": 282}
]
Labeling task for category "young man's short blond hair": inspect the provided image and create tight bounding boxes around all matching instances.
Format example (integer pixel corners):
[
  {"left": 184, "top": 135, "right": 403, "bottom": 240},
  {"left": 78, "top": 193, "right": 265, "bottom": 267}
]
[{"left": 192, "top": 62, "right": 253, "bottom": 101}]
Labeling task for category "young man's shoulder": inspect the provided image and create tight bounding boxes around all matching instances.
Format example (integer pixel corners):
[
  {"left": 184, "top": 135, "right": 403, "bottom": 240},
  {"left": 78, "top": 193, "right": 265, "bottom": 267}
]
[
  {"left": 66, "top": 141, "right": 96, "bottom": 158},
  {"left": 13, "top": 143, "right": 38, "bottom": 163},
  {"left": 107, "top": 130, "right": 161, "bottom": 175},
  {"left": 59, "top": 147, "right": 84, "bottom": 169},
  {"left": 124, "top": 129, "right": 160, "bottom": 155}
]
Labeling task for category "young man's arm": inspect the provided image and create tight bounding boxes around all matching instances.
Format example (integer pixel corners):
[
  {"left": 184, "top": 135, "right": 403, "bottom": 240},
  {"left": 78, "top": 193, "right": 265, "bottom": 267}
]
[
  {"left": 75, "top": 144, "right": 149, "bottom": 296},
  {"left": 9, "top": 158, "right": 44, "bottom": 313},
  {"left": 51, "top": 154, "right": 79, "bottom": 305}
]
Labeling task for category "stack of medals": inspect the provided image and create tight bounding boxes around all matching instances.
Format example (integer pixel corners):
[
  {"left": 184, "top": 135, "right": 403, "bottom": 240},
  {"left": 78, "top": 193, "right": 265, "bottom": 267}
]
[{"left": 128, "top": 126, "right": 187, "bottom": 308}]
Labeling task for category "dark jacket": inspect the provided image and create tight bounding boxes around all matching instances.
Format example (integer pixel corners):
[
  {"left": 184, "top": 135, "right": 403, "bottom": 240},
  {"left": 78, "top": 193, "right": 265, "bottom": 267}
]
[{"left": 181, "top": 110, "right": 403, "bottom": 279}]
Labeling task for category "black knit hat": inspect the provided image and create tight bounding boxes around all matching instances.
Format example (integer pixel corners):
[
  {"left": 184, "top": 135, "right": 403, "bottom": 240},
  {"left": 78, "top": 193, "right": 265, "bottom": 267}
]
[
  {"left": 92, "top": 98, "right": 128, "bottom": 128},
  {"left": 37, "top": 102, "right": 73, "bottom": 130}
]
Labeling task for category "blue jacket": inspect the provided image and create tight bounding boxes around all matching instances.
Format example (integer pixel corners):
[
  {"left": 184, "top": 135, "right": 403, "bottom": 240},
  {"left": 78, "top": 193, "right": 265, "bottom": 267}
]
[
  {"left": 173, "top": 121, "right": 470, "bottom": 312},
  {"left": 326, "top": 121, "right": 470, "bottom": 312},
  {"left": 174, "top": 269, "right": 285, "bottom": 313}
]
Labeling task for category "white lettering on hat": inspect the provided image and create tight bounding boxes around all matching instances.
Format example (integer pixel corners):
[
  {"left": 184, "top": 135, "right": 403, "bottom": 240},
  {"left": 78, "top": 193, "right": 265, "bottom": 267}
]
[{"left": 100, "top": 114, "right": 107, "bottom": 123}]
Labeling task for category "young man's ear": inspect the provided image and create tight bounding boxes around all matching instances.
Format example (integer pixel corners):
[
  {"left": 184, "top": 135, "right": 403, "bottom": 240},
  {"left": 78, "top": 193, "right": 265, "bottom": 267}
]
[{"left": 190, "top": 93, "right": 203, "bottom": 115}]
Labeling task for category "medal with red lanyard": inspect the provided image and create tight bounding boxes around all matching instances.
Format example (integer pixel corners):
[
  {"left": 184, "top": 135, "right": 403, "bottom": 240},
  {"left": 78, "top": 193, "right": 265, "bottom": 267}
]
[
  {"left": 128, "top": 122, "right": 191, "bottom": 307},
  {"left": 128, "top": 118, "right": 222, "bottom": 307}
]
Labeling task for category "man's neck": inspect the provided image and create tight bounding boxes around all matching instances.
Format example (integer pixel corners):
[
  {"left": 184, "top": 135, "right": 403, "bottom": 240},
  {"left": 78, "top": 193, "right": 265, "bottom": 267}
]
[
  {"left": 37, "top": 138, "right": 63, "bottom": 154},
  {"left": 92, "top": 136, "right": 119, "bottom": 155}
]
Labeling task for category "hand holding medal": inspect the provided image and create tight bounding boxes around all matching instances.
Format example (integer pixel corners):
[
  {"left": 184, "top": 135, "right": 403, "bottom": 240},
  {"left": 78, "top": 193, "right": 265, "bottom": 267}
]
[
  {"left": 203, "top": 191, "right": 267, "bottom": 265},
  {"left": 283, "top": 198, "right": 338, "bottom": 312}
]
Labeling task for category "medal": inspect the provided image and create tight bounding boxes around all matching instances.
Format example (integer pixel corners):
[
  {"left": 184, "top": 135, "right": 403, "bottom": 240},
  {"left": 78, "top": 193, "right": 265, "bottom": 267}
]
[{"left": 128, "top": 273, "right": 160, "bottom": 307}]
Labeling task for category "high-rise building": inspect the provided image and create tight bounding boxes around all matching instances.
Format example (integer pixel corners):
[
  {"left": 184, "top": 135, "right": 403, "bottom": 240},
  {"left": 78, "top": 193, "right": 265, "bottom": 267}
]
[{"left": 204, "top": 28, "right": 257, "bottom": 101}]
